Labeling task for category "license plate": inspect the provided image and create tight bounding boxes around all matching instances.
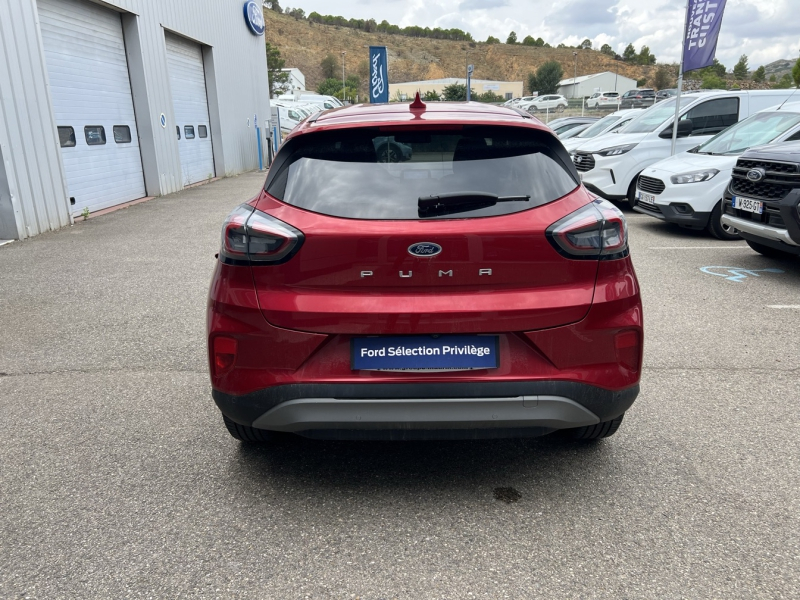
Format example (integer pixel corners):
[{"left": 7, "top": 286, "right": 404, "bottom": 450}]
[
  {"left": 637, "top": 190, "right": 656, "bottom": 206},
  {"left": 732, "top": 196, "right": 764, "bottom": 214},
  {"left": 351, "top": 335, "right": 499, "bottom": 371}
]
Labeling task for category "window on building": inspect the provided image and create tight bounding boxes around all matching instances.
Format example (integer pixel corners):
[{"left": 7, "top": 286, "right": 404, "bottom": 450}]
[
  {"left": 176, "top": 125, "right": 181, "bottom": 140},
  {"left": 198, "top": 125, "right": 208, "bottom": 138},
  {"left": 84, "top": 126, "right": 106, "bottom": 145},
  {"left": 58, "top": 126, "right": 76, "bottom": 148},
  {"left": 113, "top": 125, "right": 132, "bottom": 143},
  {"left": 184, "top": 125, "right": 195, "bottom": 139},
  {"left": 505, "top": 93, "right": 513, "bottom": 100}
]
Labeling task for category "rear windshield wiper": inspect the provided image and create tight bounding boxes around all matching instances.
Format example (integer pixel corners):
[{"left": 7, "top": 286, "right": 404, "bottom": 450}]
[{"left": 418, "top": 192, "right": 530, "bottom": 218}]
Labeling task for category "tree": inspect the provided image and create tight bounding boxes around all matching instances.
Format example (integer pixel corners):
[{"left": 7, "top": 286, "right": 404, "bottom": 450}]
[
  {"left": 522, "top": 35, "right": 536, "bottom": 46},
  {"left": 534, "top": 60, "right": 564, "bottom": 94},
  {"left": 485, "top": 35, "right": 500, "bottom": 44},
  {"left": 623, "top": 43, "right": 636, "bottom": 61},
  {"left": 264, "top": 0, "right": 282, "bottom": 13},
  {"left": 320, "top": 53, "right": 338, "bottom": 79},
  {"left": 477, "top": 90, "right": 503, "bottom": 103},
  {"left": 423, "top": 90, "right": 441, "bottom": 101},
  {"left": 265, "top": 43, "right": 289, "bottom": 97},
  {"left": 636, "top": 77, "right": 647, "bottom": 87},
  {"left": 527, "top": 73, "right": 538, "bottom": 94},
  {"left": 752, "top": 66, "right": 766, "bottom": 83},
  {"left": 285, "top": 7, "right": 305, "bottom": 19},
  {"left": 793, "top": 57, "right": 800, "bottom": 86},
  {"left": 317, "top": 78, "right": 343, "bottom": 96},
  {"left": 733, "top": 54, "right": 749, "bottom": 79},
  {"left": 600, "top": 43, "right": 614, "bottom": 56},
  {"left": 776, "top": 73, "right": 794, "bottom": 89},
  {"left": 637, "top": 46, "right": 656, "bottom": 65},
  {"left": 506, "top": 31, "right": 517, "bottom": 44},
  {"left": 580, "top": 38, "right": 592, "bottom": 50},
  {"left": 701, "top": 73, "right": 727, "bottom": 90},
  {"left": 653, "top": 65, "right": 673, "bottom": 90},
  {"left": 770, "top": 74, "right": 777, "bottom": 83},
  {"left": 557, "top": 43, "right": 566, "bottom": 49},
  {"left": 442, "top": 83, "right": 473, "bottom": 101}
]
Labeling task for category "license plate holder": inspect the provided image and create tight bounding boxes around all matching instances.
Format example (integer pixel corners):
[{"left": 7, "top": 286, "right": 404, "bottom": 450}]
[
  {"left": 637, "top": 190, "right": 656, "bottom": 206},
  {"left": 351, "top": 335, "right": 499, "bottom": 371},
  {"left": 732, "top": 195, "right": 764, "bottom": 214}
]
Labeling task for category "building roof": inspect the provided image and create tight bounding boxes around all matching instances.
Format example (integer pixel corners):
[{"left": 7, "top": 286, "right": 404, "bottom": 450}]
[
  {"left": 391, "top": 78, "right": 522, "bottom": 86},
  {"left": 558, "top": 71, "right": 633, "bottom": 86}
]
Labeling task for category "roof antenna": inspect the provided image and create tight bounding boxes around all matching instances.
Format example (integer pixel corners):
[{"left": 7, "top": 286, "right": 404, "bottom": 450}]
[
  {"left": 410, "top": 92, "right": 426, "bottom": 111},
  {"left": 776, "top": 85, "right": 800, "bottom": 111}
]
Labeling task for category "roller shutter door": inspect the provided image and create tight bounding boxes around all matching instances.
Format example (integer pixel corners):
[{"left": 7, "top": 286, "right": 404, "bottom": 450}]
[
  {"left": 38, "top": 0, "right": 146, "bottom": 214},
  {"left": 165, "top": 33, "right": 215, "bottom": 186}
]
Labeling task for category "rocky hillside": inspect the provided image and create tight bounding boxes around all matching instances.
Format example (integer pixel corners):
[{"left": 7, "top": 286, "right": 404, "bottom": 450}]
[{"left": 264, "top": 10, "right": 660, "bottom": 97}]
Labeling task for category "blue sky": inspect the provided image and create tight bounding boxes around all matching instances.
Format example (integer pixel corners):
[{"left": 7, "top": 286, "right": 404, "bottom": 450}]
[{"left": 282, "top": 0, "right": 798, "bottom": 70}]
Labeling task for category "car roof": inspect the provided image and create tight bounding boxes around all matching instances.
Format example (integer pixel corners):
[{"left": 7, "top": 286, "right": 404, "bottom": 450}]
[{"left": 288, "top": 101, "right": 550, "bottom": 138}]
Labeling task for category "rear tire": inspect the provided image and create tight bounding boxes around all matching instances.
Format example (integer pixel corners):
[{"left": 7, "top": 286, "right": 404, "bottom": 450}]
[
  {"left": 707, "top": 201, "right": 740, "bottom": 240},
  {"left": 559, "top": 414, "right": 625, "bottom": 440},
  {"left": 223, "top": 415, "right": 275, "bottom": 443},
  {"left": 556, "top": 104, "right": 566, "bottom": 112},
  {"left": 746, "top": 240, "right": 796, "bottom": 259}
]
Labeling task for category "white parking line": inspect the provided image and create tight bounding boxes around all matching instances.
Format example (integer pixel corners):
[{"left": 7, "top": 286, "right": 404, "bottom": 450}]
[
  {"left": 766, "top": 305, "right": 800, "bottom": 309},
  {"left": 648, "top": 246, "right": 750, "bottom": 250}
]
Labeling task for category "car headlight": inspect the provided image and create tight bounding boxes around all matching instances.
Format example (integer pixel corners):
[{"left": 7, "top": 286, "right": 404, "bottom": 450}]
[
  {"left": 597, "top": 144, "right": 638, "bottom": 157},
  {"left": 670, "top": 169, "right": 719, "bottom": 184}
]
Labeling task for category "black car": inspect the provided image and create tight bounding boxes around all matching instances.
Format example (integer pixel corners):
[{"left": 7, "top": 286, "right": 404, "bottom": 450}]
[
  {"left": 720, "top": 142, "right": 800, "bottom": 258},
  {"left": 656, "top": 89, "right": 677, "bottom": 102},
  {"left": 619, "top": 89, "right": 656, "bottom": 109}
]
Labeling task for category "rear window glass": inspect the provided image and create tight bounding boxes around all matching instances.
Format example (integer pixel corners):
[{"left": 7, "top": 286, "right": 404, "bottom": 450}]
[{"left": 266, "top": 127, "right": 578, "bottom": 220}]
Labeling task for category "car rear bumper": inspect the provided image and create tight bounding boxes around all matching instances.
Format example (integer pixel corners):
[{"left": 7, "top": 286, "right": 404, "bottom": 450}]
[{"left": 213, "top": 380, "right": 639, "bottom": 439}]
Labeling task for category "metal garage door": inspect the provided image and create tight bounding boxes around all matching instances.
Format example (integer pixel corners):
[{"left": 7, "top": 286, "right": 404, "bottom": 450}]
[
  {"left": 38, "top": 0, "right": 146, "bottom": 215},
  {"left": 165, "top": 33, "right": 215, "bottom": 186}
]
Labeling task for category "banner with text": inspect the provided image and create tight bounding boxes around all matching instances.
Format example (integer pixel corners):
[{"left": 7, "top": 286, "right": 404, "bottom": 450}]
[
  {"left": 682, "top": 0, "right": 727, "bottom": 73},
  {"left": 369, "top": 46, "right": 389, "bottom": 103}
]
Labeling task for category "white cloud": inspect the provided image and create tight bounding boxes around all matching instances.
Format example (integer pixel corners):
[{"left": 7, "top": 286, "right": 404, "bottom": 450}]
[{"left": 291, "top": 0, "right": 798, "bottom": 68}]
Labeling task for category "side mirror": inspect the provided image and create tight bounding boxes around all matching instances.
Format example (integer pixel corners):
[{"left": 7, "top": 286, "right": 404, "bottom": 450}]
[{"left": 659, "top": 119, "right": 693, "bottom": 139}]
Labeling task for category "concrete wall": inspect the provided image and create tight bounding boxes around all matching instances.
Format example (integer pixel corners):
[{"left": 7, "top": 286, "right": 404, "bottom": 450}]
[{"left": 0, "top": 0, "right": 271, "bottom": 239}]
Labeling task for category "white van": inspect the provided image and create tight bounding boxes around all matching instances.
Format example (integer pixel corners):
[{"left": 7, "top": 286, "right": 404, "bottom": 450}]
[
  {"left": 633, "top": 102, "right": 800, "bottom": 239},
  {"left": 298, "top": 94, "right": 343, "bottom": 110},
  {"left": 572, "top": 90, "right": 800, "bottom": 203}
]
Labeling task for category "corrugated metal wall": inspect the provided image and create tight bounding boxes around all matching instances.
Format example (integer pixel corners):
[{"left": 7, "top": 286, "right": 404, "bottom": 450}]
[{"left": 0, "top": 0, "right": 270, "bottom": 239}]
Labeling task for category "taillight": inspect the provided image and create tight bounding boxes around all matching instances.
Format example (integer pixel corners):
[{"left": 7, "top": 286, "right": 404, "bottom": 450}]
[
  {"left": 219, "top": 204, "right": 304, "bottom": 265},
  {"left": 615, "top": 329, "right": 641, "bottom": 372},
  {"left": 546, "top": 199, "right": 628, "bottom": 260},
  {"left": 213, "top": 336, "right": 237, "bottom": 376}
]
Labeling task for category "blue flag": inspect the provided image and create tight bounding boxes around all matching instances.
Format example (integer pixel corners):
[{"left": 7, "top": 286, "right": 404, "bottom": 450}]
[
  {"left": 369, "top": 46, "right": 389, "bottom": 103},
  {"left": 682, "top": 0, "right": 727, "bottom": 73}
]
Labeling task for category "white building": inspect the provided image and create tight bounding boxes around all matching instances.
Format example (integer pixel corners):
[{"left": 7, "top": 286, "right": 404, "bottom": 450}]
[
  {"left": 275, "top": 68, "right": 306, "bottom": 95},
  {"left": 557, "top": 72, "right": 638, "bottom": 98},
  {"left": 0, "top": 0, "right": 272, "bottom": 241}
]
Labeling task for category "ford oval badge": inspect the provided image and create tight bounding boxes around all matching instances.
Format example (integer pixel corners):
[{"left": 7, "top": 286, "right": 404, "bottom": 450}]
[
  {"left": 408, "top": 242, "right": 442, "bottom": 257},
  {"left": 746, "top": 168, "right": 765, "bottom": 182}
]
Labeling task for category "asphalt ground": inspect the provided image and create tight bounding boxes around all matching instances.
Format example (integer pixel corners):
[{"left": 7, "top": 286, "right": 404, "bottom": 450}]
[{"left": 1, "top": 172, "right": 798, "bottom": 599}]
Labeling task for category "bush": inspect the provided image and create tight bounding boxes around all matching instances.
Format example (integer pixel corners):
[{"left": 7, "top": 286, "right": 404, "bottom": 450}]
[{"left": 533, "top": 61, "right": 563, "bottom": 95}]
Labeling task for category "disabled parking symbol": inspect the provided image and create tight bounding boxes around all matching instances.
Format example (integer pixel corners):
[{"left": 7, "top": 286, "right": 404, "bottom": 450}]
[{"left": 700, "top": 266, "right": 784, "bottom": 282}]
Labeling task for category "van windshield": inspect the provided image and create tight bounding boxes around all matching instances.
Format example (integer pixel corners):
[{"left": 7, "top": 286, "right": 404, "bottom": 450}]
[
  {"left": 623, "top": 97, "right": 696, "bottom": 133},
  {"left": 266, "top": 127, "right": 578, "bottom": 220},
  {"left": 576, "top": 114, "right": 621, "bottom": 138},
  {"left": 696, "top": 111, "right": 800, "bottom": 155}
]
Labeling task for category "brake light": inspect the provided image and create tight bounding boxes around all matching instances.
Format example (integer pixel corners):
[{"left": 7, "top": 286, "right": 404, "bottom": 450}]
[
  {"left": 546, "top": 199, "right": 628, "bottom": 259},
  {"left": 615, "top": 330, "right": 641, "bottom": 372},
  {"left": 219, "top": 204, "right": 304, "bottom": 265},
  {"left": 213, "top": 336, "right": 237, "bottom": 376},
  {"left": 635, "top": 95, "right": 643, "bottom": 99}
]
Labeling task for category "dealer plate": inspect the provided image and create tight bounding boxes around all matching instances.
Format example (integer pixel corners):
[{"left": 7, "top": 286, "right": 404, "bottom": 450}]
[
  {"left": 732, "top": 195, "right": 764, "bottom": 214},
  {"left": 637, "top": 190, "right": 656, "bottom": 206},
  {"left": 352, "top": 335, "right": 499, "bottom": 371}
]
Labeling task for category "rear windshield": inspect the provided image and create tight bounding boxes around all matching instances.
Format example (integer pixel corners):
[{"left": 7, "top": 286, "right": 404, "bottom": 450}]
[{"left": 266, "top": 126, "right": 578, "bottom": 220}]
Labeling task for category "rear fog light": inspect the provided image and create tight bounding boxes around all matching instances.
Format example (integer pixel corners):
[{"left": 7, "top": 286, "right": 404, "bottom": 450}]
[
  {"left": 615, "top": 330, "right": 640, "bottom": 371},
  {"left": 213, "top": 336, "right": 237, "bottom": 376}
]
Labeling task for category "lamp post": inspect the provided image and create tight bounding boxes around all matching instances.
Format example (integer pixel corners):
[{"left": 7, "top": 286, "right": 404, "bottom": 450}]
[
  {"left": 341, "top": 51, "right": 346, "bottom": 104},
  {"left": 573, "top": 51, "right": 578, "bottom": 98}
]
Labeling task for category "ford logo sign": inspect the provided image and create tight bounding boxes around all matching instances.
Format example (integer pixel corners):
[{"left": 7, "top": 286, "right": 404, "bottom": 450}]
[
  {"left": 746, "top": 168, "right": 765, "bottom": 182},
  {"left": 408, "top": 242, "right": 442, "bottom": 257},
  {"left": 243, "top": 1, "right": 265, "bottom": 36}
]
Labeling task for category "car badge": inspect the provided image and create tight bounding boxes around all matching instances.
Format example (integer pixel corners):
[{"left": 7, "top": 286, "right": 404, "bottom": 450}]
[
  {"left": 408, "top": 242, "right": 442, "bottom": 257},
  {"left": 746, "top": 168, "right": 765, "bottom": 182}
]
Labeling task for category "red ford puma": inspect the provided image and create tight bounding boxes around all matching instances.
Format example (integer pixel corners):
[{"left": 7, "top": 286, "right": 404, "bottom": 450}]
[{"left": 207, "top": 98, "right": 642, "bottom": 442}]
